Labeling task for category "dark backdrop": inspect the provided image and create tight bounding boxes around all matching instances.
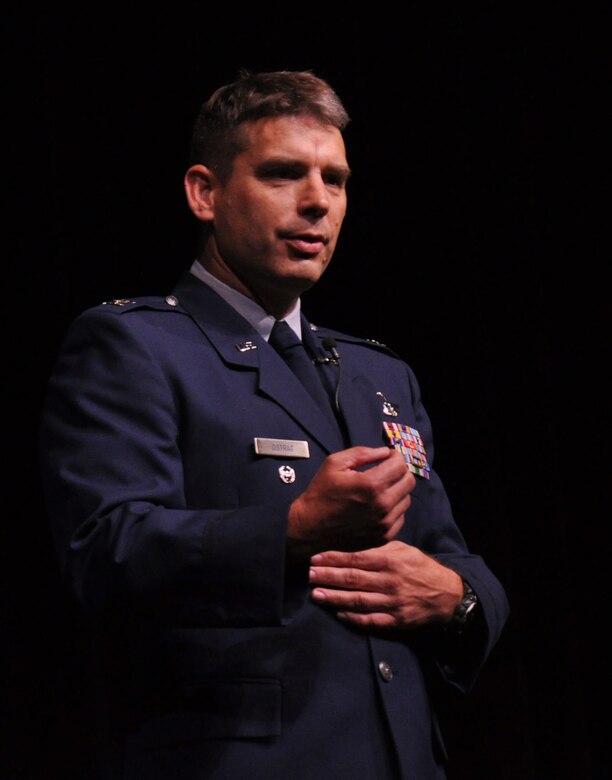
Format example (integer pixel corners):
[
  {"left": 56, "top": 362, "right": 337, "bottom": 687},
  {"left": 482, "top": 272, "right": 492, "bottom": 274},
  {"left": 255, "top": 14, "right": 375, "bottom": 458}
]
[{"left": 4, "top": 6, "right": 608, "bottom": 779}]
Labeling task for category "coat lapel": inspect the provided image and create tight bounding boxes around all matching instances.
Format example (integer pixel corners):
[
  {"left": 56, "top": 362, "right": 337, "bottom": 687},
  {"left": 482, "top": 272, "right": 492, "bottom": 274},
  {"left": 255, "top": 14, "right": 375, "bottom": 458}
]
[
  {"left": 336, "top": 365, "right": 387, "bottom": 449},
  {"left": 171, "top": 273, "right": 345, "bottom": 453},
  {"left": 306, "top": 322, "right": 389, "bottom": 450}
]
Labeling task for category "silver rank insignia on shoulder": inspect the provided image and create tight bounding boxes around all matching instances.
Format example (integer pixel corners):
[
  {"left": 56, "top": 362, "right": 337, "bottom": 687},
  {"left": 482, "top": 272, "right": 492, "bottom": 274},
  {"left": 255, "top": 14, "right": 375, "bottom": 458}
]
[
  {"left": 236, "top": 341, "right": 257, "bottom": 352},
  {"left": 102, "top": 298, "right": 135, "bottom": 307},
  {"left": 376, "top": 391, "right": 399, "bottom": 417},
  {"left": 278, "top": 465, "right": 296, "bottom": 484}
]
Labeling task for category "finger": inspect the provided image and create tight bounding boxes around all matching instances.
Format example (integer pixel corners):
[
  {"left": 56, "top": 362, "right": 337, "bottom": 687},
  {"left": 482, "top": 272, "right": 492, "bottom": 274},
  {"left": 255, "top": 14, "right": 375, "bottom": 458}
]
[
  {"left": 361, "top": 450, "right": 413, "bottom": 490},
  {"left": 311, "top": 587, "right": 389, "bottom": 612},
  {"left": 336, "top": 611, "right": 398, "bottom": 629},
  {"left": 383, "top": 513, "right": 405, "bottom": 541},
  {"left": 361, "top": 465, "right": 415, "bottom": 519},
  {"left": 330, "top": 446, "right": 393, "bottom": 472},
  {"left": 309, "top": 564, "right": 384, "bottom": 590},
  {"left": 310, "top": 546, "right": 391, "bottom": 570}
]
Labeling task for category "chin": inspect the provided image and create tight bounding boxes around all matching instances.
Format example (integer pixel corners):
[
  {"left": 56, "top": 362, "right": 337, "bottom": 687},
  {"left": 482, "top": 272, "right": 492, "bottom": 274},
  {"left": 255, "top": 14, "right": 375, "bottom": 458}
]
[
  {"left": 291, "top": 266, "right": 327, "bottom": 288},
  {"left": 291, "top": 252, "right": 330, "bottom": 272}
]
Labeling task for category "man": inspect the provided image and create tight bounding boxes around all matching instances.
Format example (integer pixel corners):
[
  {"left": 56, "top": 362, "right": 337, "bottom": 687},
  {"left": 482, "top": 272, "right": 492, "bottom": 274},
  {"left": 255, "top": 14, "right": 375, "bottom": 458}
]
[{"left": 40, "top": 70, "right": 509, "bottom": 779}]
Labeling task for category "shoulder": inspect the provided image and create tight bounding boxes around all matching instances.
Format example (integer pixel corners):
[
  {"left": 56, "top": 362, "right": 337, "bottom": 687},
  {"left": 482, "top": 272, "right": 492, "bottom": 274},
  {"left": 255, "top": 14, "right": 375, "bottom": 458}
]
[
  {"left": 63, "top": 293, "right": 192, "bottom": 349},
  {"left": 306, "top": 321, "right": 404, "bottom": 360},
  {"left": 90, "top": 294, "right": 187, "bottom": 316}
]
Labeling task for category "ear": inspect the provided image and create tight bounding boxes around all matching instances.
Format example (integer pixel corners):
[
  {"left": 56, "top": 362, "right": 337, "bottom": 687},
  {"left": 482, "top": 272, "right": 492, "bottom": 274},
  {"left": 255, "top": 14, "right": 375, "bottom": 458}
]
[{"left": 184, "top": 164, "right": 217, "bottom": 223}]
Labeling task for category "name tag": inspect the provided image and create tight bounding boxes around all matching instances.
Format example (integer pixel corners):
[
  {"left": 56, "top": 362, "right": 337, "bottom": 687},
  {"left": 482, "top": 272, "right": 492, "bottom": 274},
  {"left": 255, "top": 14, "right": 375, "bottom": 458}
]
[{"left": 254, "top": 438, "right": 310, "bottom": 458}]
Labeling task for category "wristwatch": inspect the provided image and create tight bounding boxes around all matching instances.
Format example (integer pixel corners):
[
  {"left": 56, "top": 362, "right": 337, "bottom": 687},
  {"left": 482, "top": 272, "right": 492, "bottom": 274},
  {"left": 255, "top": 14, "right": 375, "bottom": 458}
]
[{"left": 447, "top": 578, "right": 478, "bottom": 634}]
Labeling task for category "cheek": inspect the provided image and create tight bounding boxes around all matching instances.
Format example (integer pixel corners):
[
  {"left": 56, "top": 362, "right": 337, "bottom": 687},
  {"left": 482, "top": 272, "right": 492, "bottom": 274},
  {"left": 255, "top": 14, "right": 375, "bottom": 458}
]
[
  {"left": 331, "top": 209, "right": 347, "bottom": 236},
  {"left": 218, "top": 202, "right": 265, "bottom": 248},
  {"left": 239, "top": 195, "right": 285, "bottom": 236},
  {"left": 333, "top": 198, "right": 347, "bottom": 226}
]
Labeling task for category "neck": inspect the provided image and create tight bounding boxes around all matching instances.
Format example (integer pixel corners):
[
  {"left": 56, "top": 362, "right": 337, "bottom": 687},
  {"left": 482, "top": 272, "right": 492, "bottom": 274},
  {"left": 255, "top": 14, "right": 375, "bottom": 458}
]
[{"left": 198, "top": 248, "right": 299, "bottom": 320}]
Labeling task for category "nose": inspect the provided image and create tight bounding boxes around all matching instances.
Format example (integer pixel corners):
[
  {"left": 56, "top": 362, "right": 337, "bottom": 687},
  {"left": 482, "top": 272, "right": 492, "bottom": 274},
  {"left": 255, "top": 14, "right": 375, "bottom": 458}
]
[{"left": 298, "top": 173, "right": 329, "bottom": 217}]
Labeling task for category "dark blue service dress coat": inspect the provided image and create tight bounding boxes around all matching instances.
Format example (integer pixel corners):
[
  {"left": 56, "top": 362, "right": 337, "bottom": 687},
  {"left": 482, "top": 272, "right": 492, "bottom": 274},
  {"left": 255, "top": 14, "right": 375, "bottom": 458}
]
[{"left": 39, "top": 271, "right": 509, "bottom": 779}]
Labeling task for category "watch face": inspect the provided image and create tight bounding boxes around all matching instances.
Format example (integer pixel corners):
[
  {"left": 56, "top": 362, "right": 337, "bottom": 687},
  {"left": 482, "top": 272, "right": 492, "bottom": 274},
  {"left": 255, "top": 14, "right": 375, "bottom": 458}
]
[
  {"left": 446, "top": 580, "right": 478, "bottom": 633},
  {"left": 463, "top": 595, "right": 478, "bottom": 618},
  {"left": 453, "top": 591, "right": 478, "bottom": 630}
]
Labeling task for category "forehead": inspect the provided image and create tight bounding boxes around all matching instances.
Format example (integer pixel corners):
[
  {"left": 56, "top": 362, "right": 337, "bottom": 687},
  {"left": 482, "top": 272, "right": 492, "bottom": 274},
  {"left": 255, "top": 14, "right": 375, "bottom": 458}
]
[{"left": 238, "top": 115, "right": 348, "bottom": 164}]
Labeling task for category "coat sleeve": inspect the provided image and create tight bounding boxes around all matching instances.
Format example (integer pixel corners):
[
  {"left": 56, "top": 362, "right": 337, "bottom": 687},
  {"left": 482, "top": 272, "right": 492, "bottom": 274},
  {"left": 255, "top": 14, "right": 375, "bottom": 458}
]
[{"left": 39, "top": 307, "right": 288, "bottom": 626}]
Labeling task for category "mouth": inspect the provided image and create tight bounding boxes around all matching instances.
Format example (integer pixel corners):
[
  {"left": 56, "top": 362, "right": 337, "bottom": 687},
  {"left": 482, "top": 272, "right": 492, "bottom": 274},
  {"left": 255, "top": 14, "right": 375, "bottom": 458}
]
[{"left": 282, "top": 232, "right": 328, "bottom": 256}]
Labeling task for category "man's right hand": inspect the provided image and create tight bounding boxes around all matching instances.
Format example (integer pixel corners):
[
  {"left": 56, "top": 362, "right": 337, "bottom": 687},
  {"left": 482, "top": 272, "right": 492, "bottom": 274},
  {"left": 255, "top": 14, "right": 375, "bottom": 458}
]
[{"left": 287, "top": 446, "right": 416, "bottom": 559}]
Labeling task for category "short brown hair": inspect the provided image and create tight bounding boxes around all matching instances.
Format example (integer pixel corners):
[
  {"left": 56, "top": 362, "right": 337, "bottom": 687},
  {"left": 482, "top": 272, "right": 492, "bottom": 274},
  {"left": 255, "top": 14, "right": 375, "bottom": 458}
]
[{"left": 189, "top": 70, "right": 350, "bottom": 182}]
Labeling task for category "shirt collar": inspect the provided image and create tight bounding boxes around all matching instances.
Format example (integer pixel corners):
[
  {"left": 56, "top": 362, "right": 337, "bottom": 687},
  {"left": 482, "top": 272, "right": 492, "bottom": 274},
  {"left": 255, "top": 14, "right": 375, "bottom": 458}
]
[{"left": 189, "top": 260, "right": 302, "bottom": 340}]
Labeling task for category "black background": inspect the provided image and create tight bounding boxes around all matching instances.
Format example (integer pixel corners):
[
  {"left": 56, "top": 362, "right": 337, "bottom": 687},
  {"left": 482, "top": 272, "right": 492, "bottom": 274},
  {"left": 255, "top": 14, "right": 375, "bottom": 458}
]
[{"left": 4, "top": 6, "right": 609, "bottom": 779}]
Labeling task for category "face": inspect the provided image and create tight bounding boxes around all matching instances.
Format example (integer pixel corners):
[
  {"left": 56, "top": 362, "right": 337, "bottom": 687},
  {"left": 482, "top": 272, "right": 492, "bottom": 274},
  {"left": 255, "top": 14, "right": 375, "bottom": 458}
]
[{"left": 191, "top": 115, "right": 350, "bottom": 315}]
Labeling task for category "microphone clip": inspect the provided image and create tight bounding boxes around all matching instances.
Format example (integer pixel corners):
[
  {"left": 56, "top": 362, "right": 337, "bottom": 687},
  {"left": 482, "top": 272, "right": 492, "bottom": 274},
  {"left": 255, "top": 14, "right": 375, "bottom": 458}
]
[
  {"left": 313, "top": 337, "right": 341, "bottom": 366},
  {"left": 313, "top": 355, "right": 339, "bottom": 366}
]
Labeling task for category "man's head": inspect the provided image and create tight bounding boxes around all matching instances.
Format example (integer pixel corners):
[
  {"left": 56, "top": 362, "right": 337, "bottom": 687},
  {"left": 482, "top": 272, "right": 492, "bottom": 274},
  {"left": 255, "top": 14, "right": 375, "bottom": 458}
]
[
  {"left": 190, "top": 70, "right": 350, "bottom": 184},
  {"left": 184, "top": 71, "right": 351, "bottom": 318}
]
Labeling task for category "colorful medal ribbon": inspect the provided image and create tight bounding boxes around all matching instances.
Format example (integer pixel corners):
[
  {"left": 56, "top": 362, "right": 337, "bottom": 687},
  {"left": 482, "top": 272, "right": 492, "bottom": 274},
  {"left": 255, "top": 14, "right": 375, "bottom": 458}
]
[{"left": 383, "top": 421, "right": 431, "bottom": 479}]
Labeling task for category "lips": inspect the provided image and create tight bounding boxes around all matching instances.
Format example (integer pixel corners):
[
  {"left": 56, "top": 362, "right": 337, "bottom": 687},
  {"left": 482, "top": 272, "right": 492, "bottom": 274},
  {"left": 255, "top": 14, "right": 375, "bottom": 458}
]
[{"left": 282, "top": 232, "right": 328, "bottom": 255}]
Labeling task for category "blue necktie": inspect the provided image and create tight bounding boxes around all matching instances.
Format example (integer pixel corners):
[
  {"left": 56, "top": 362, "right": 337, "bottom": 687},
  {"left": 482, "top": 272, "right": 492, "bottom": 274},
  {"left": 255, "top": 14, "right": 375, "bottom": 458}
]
[{"left": 269, "top": 320, "right": 336, "bottom": 423}]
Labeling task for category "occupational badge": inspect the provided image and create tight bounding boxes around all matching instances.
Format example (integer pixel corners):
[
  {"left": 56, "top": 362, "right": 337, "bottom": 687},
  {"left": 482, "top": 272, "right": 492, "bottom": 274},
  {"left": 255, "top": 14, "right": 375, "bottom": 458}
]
[{"left": 278, "top": 465, "right": 296, "bottom": 484}]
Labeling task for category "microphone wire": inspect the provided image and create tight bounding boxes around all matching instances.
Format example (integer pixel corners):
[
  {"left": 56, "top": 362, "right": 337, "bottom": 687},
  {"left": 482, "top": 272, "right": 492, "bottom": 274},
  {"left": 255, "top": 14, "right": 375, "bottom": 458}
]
[{"left": 320, "top": 337, "right": 342, "bottom": 414}]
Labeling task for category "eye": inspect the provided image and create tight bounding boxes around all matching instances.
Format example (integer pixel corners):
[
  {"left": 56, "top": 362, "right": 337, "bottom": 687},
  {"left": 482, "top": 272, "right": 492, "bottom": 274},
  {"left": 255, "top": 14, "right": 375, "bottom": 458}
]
[
  {"left": 323, "top": 168, "right": 350, "bottom": 188},
  {"left": 273, "top": 168, "right": 297, "bottom": 179},
  {"left": 323, "top": 173, "right": 345, "bottom": 187},
  {"left": 259, "top": 164, "right": 302, "bottom": 181}
]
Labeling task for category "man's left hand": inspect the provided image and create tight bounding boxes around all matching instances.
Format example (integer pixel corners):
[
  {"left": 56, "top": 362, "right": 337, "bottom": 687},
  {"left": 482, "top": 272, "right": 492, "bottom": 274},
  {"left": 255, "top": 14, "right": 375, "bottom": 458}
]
[{"left": 309, "top": 541, "right": 463, "bottom": 629}]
